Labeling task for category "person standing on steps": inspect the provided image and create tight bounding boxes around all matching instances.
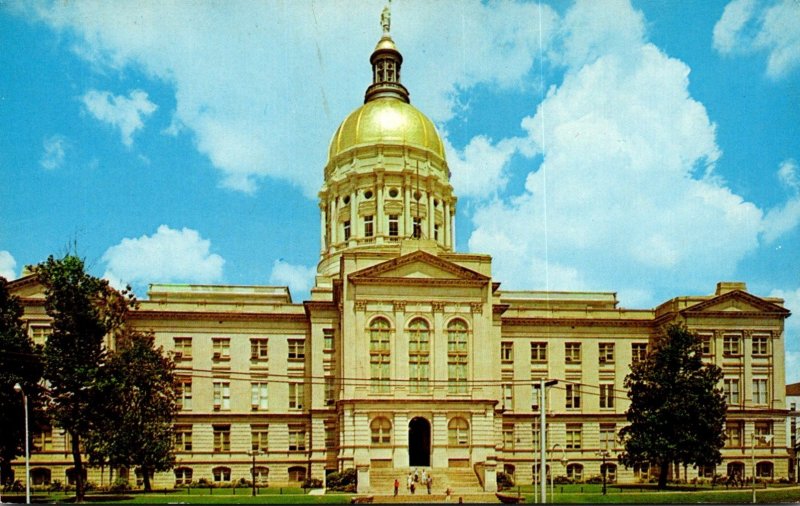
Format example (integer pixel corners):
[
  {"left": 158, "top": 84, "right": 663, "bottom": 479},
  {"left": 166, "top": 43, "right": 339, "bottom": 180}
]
[
  {"left": 393, "top": 478, "right": 399, "bottom": 496},
  {"left": 426, "top": 474, "right": 432, "bottom": 494}
]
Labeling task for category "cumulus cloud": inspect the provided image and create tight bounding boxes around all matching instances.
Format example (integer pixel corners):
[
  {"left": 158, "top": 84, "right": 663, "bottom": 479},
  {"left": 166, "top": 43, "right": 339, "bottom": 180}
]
[
  {"left": 447, "top": 136, "right": 520, "bottom": 199},
  {"left": 40, "top": 135, "right": 68, "bottom": 170},
  {"left": 0, "top": 251, "right": 17, "bottom": 280},
  {"left": 268, "top": 260, "right": 315, "bottom": 302},
  {"left": 713, "top": 0, "right": 800, "bottom": 79},
  {"left": 762, "top": 160, "right": 800, "bottom": 243},
  {"left": 82, "top": 89, "right": 157, "bottom": 146},
  {"left": 102, "top": 225, "right": 224, "bottom": 289},
  {"left": 769, "top": 287, "right": 800, "bottom": 382}
]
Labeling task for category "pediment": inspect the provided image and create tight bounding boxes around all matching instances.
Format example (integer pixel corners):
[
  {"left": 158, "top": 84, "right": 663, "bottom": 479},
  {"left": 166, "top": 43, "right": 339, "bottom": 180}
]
[
  {"left": 7, "top": 275, "right": 46, "bottom": 300},
  {"left": 348, "top": 250, "right": 490, "bottom": 286},
  {"left": 682, "top": 290, "right": 790, "bottom": 316}
]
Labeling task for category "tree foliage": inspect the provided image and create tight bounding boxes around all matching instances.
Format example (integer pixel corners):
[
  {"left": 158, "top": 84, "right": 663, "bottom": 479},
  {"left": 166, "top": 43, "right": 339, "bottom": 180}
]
[
  {"left": 619, "top": 324, "right": 727, "bottom": 489},
  {"left": 0, "top": 276, "right": 44, "bottom": 485}
]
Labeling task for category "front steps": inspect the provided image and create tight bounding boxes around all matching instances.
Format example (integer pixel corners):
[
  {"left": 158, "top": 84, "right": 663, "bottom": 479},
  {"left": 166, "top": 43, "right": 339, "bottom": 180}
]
[{"left": 369, "top": 467, "right": 485, "bottom": 496}]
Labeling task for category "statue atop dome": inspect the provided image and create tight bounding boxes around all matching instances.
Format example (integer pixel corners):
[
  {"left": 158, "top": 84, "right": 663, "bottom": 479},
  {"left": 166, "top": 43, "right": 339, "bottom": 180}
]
[{"left": 380, "top": 2, "right": 391, "bottom": 34}]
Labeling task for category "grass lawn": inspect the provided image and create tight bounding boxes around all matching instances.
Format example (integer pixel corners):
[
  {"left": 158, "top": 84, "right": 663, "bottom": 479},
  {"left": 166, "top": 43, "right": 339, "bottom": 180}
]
[
  {"left": 516, "top": 484, "right": 800, "bottom": 504},
  {"left": 4, "top": 488, "right": 352, "bottom": 504}
]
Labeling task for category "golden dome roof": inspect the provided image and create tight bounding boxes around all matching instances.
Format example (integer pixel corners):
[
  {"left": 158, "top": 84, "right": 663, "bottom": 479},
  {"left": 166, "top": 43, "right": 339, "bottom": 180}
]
[{"left": 328, "top": 97, "right": 445, "bottom": 162}]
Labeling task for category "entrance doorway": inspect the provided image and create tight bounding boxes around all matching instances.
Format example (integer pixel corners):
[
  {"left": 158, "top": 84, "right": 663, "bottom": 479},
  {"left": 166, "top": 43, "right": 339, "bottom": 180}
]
[{"left": 408, "top": 417, "right": 431, "bottom": 467}]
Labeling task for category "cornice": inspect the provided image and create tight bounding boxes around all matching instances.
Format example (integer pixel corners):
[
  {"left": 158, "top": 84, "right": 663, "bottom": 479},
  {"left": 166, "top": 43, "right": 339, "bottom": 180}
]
[
  {"left": 130, "top": 310, "right": 308, "bottom": 323},
  {"left": 502, "top": 317, "right": 655, "bottom": 328}
]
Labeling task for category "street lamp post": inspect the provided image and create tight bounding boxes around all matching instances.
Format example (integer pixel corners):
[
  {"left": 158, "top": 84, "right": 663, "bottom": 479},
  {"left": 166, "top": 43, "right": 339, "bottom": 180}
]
[
  {"left": 13, "top": 383, "right": 30, "bottom": 505},
  {"left": 595, "top": 450, "right": 610, "bottom": 495},
  {"left": 250, "top": 450, "right": 262, "bottom": 497},
  {"left": 550, "top": 443, "right": 566, "bottom": 503},
  {"left": 534, "top": 379, "right": 558, "bottom": 504},
  {"left": 751, "top": 433, "right": 773, "bottom": 504}
]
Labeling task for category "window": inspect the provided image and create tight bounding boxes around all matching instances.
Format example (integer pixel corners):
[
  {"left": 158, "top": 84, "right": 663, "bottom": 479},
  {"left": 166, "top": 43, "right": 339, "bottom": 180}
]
[
  {"left": 388, "top": 215, "right": 399, "bottom": 236},
  {"left": 288, "top": 425, "right": 306, "bottom": 451},
  {"left": 530, "top": 342, "right": 547, "bottom": 363},
  {"left": 364, "top": 215, "right": 374, "bottom": 237},
  {"left": 447, "top": 319, "right": 469, "bottom": 393},
  {"left": 31, "top": 468, "right": 51, "bottom": 486},
  {"left": 369, "top": 317, "right": 391, "bottom": 393},
  {"left": 212, "top": 466, "right": 231, "bottom": 483},
  {"left": 502, "top": 424, "right": 515, "bottom": 449},
  {"left": 408, "top": 318, "right": 430, "bottom": 393},
  {"left": 752, "top": 335, "right": 769, "bottom": 356},
  {"left": 723, "top": 334, "right": 741, "bottom": 356},
  {"left": 250, "top": 338, "right": 268, "bottom": 360},
  {"left": 174, "top": 467, "right": 193, "bottom": 486},
  {"left": 323, "top": 328, "right": 334, "bottom": 351},
  {"left": 726, "top": 422, "right": 743, "bottom": 447},
  {"left": 33, "top": 428, "right": 53, "bottom": 451},
  {"left": 565, "top": 424, "right": 582, "bottom": 449},
  {"left": 175, "top": 425, "right": 193, "bottom": 451},
  {"left": 502, "top": 383, "right": 513, "bottom": 411},
  {"left": 434, "top": 224, "right": 440, "bottom": 241},
  {"left": 602, "top": 463, "right": 617, "bottom": 483},
  {"left": 631, "top": 343, "right": 647, "bottom": 363},
  {"left": 754, "top": 421, "right": 773, "bottom": 443},
  {"left": 212, "top": 338, "right": 230, "bottom": 360},
  {"left": 599, "top": 384, "right": 614, "bottom": 409},
  {"left": 448, "top": 418, "right": 470, "bottom": 446},
  {"left": 174, "top": 337, "right": 192, "bottom": 358},
  {"left": 343, "top": 220, "right": 351, "bottom": 241},
  {"left": 412, "top": 217, "right": 422, "bottom": 238},
  {"left": 251, "top": 382, "right": 268, "bottom": 410},
  {"left": 251, "top": 425, "right": 269, "bottom": 452},
  {"left": 289, "top": 382, "right": 304, "bottom": 409},
  {"left": 697, "top": 465, "right": 714, "bottom": 478},
  {"left": 213, "top": 425, "right": 230, "bottom": 452},
  {"left": 565, "top": 343, "right": 581, "bottom": 364},
  {"left": 600, "top": 424, "right": 616, "bottom": 450},
  {"left": 288, "top": 466, "right": 306, "bottom": 482},
  {"left": 599, "top": 343, "right": 614, "bottom": 364},
  {"left": 176, "top": 379, "right": 192, "bottom": 410},
  {"left": 698, "top": 333, "right": 712, "bottom": 355},
  {"left": 324, "top": 376, "right": 335, "bottom": 405},
  {"left": 756, "top": 462, "right": 773, "bottom": 478},
  {"left": 29, "top": 325, "right": 51, "bottom": 346},
  {"left": 501, "top": 341, "right": 514, "bottom": 363},
  {"left": 213, "top": 381, "right": 230, "bottom": 410},
  {"left": 370, "top": 417, "right": 392, "bottom": 445},
  {"left": 566, "top": 383, "right": 581, "bottom": 409},
  {"left": 634, "top": 462, "right": 650, "bottom": 480},
  {"left": 752, "top": 378, "right": 768, "bottom": 405},
  {"left": 531, "top": 382, "right": 540, "bottom": 411},
  {"left": 724, "top": 378, "right": 740, "bottom": 405},
  {"left": 288, "top": 339, "right": 305, "bottom": 360},
  {"left": 67, "top": 467, "right": 88, "bottom": 486},
  {"left": 253, "top": 466, "right": 269, "bottom": 485},
  {"left": 566, "top": 463, "right": 583, "bottom": 481}
]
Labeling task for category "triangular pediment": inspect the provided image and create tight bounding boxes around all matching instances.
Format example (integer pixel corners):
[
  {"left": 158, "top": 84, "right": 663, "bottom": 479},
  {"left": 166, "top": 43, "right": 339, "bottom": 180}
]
[
  {"left": 7, "top": 274, "right": 46, "bottom": 300},
  {"left": 682, "top": 290, "right": 790, "bottom": 316},
  {"left": 348, "top": 250, "right": 490, "bottom": 286}
]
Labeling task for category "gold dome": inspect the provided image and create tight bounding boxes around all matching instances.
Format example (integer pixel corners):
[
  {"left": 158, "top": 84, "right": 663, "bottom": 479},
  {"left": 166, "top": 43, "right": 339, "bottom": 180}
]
[{"left": 328, "top": 97, "right": 445, "bottom": 162}]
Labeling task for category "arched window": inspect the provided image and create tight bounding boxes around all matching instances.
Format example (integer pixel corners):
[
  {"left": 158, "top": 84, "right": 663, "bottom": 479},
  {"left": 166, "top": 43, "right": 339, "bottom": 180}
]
[
  {"left": 212, "top": 466, "right": 231, "bottom": 483},
  {"left": 408, "top": 318, "right": 430, "bottom": 393},
  {"left": 447, "top": 319, "right": 468, "bottom": 393},
  {"left": 756, "top": 461, "right": 773, "bottom": 479},
  {"left": 370, "top": 417, "right": 392, "bottom": 445},
  {"left": 134, "top": 467, "right": 152, "bottom": 487},
  {"left": 66, "top": 467, "right": 87, "bottom": 486},
  {"left": 288, "top": 466, "right": 306, "bottom": 482},
  {"left": 566, "top": 463, "right": 583, "bottom": 482},
  {"left": 727, "top": 462, "right": 745, "bottom": 478},
  {"left": 31, "top": 468, "right": 51, "bottom": 486},
  {"left": 601, "top": 463, "right": 617, "bottom": 483},
  {"left": 369, "top": 317, "right": 391, "bottom": 392},
  {"left": 504, "top": 464, "right": 516, "bottom": 477},
  {"left": 174, "top": 467, "right": 193, "bottom": 485},
  {"left": 448, "top": 417, "right": 470, "bottom": 446},
  {"left": 253, "top": 466, "right": 269, "bottom": 485},
  {"left": 532, "top": 464, "right": 550, "bottom": 480}
]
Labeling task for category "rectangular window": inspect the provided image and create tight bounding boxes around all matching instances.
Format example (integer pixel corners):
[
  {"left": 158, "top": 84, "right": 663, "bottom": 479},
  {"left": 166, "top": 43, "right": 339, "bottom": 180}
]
[
  {"left": 723, "top": 334, "right": 741, "bottom": 356},
  {"left": 502, "top": 383, "right": 513, "bottom": 411},
  {"left": 752, "top": 378, "right": 768, "bottom": 405},
  {"left": 176, "top": 379, "right": 192, "bottom": 411},
  {"left": 29, "top": 325, "right": 52, "bottom": 346},
  {"left": 288, "top": 425, "right": 306, "bottom": 451},
  {"left": 530, "top": 342, "right": 547, "bottom": 363},
  {"left": 175, "top": 425, "right": 193, "bottom": 451},
  {"left": 388, "top": 215, "right": 399, "bottom": 237},
  {"left": 343, "top": 220, "right": 351, "bottom": 241},
  {"left": 631, "top": 343, "right": 647, "bottom": 363},
  {"left": 250, "top": 338, "right": 268, "bottom": 361},
  {"left": 364, "top": 215, "right": 374, "bottom": 237},
  {"left": 752, "top": 335, "right": 769, "bottom": 356},
  {"left": 599, "top": 343, "right": 615, "bottom": 364},
  {"left": 251, "top": 382, "right": 268, "bottom": 410},
  {"left": 412, "top": 217, "right": 422, "bottom": 238},
  {"left": 502, "top": 424, "right": 515, "bottom": 449},
  {"left": 434, "top": 224, "right": 440, "bottom": 241},
  {"left": 289, "top": 382, "right": 304, "bottom": 410},
  {"left": 501, "top": 341, "right": 513, "bottom": 363},
  {"left": 213, "top": 425, "right": 231, "bottom": 452},
  {"left": 565, "top": 423, "right": 582, "bottom": 449},
  {"left": 724, "top": 378, "right": 740, "bottom": 405},
  {"left": 212, "top": 338, "right": 230, "bottom": 360},
  {"left": 251, "top": 425, "right": 269, "bottom": 452},
  {"left": 288, "top": 339, "right": 305, "bottom": 360},
  {"left": 565, "top": 343, "right": 581, "bottom": 364},
  {"left": 600, "top": 424, "right": 616, "bottom": 450},
  {"left": 566, "top": 383, "right": 581, "bottom": 409},
  {"left": 324, "top": 376, "right": 335, "bottom": 405},
  {"left": 599, "top": 384, "right": 614, "bottom": 409},
  {"left": 531, "top": 423, "right": 550, "bottom": 450},
  {"left": 755, "top": 421, "right": 773, "bottom": 444},
  {"left": 173, "top": 337, "right": 192, "bottom": 359},
  {"left": 531, "top": 382, "right": 540, "bottom": 411},
  {"left": 323, "top": 328, "right": 334, "bottom": 351},
  {"left": 213, "top": 381, "right": 230, "bottom": 410},
  {"left": 33, "top": 428, "right": 53, "bottom": 451},
  {"left": 698, "top": 333, "right": 712, "bottom": 355},
  {"left": 726, "top": 422, "right": 742, "bottom": 448}
]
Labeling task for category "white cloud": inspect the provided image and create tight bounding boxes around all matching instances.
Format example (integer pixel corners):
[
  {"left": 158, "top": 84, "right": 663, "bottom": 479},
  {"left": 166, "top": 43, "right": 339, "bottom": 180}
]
[
  {"left": 101, "top": 225, "right": 224, "bottom": 289},
  {"left": 82, "top": 89, "right": 157, "bottom": 147},
  {"left": 762, "top": 160, "right": 800, "bottom": 243},
  {"left": 787, "top": 351, "right": 800, "bottom": 384},
  {"left": 40, "top": 135, "right": 68, "bottom": 170},
  {"left": 446, "top": 135, "right": 520, "bottom": 199},
  {"left": 0, "top": 251, "right": 17, "bottom": 281},
  {"left": 769, "top": 287, "right": 800, "bottom": 383},
  {"left": 713, "top": 0, "right": 800, "bottom": 79},
  {"left": 268, "top": 260, "right": 315, "bottom": 302}
]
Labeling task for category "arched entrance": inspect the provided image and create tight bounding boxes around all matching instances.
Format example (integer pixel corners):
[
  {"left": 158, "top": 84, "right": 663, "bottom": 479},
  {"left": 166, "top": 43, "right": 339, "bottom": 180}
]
[{"left": 408, "top": 417, "right": 431, "bottom": 467}]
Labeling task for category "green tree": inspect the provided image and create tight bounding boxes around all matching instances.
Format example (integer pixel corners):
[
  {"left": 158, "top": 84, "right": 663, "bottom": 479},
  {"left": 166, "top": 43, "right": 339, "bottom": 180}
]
[
  {"left": 0, "top": 277, "right": 44, "bottom": 486},
  {"left": 31, "top": 255, "right": 132, "bottom": 501},
  {"left": 619, "top": 324, "right": 726, "bottom": 489},
  {"left": 87, "top": 331, "right": 177, "bottom": 492}
]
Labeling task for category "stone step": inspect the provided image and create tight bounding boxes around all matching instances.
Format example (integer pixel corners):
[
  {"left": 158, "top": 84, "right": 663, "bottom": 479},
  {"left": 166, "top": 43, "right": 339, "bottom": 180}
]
[
  {"left": 368, "top": 467, "right": 484, "bottom": 494},
  {"left": 366, "top": 492, "right": 501, "bottom": 503}
]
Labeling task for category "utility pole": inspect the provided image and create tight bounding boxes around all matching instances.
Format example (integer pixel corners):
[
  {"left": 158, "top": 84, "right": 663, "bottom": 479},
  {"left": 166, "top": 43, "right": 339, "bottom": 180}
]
[
  {"left": 751, "top": 433, "right": 773, "bottom": 503},
  {"left": 535, "top": 379, "right": 558, "bottom": 503}
]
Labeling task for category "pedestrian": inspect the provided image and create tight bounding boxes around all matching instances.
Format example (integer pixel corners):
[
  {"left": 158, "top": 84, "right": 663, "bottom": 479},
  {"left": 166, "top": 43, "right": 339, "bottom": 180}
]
[
  {"left": 410, "top": 481, "right": 416, "bottom": 495},
  {"left": 421, "top": 468, "right": 427, "bottom": 484},
  {"left": 446, "top": 486, "right": 452, "bottom": 501},
  {"left": 414, "top": 468, "right": 419, "bottom": 482},
  {"left": 426, "top": 475, "right": 432, "bottom": 494},
  {"left": 393, "top": 478, "right": 399, "bottom": 496},
  {"left": 407, "top": 473, "right": 412, "bottom": 491}
]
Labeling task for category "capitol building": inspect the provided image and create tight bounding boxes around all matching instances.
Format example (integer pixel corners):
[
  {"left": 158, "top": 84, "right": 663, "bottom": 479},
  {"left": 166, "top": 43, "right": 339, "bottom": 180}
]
[{"left": 10, "top": 17, "right": 791, "bottom": 494}]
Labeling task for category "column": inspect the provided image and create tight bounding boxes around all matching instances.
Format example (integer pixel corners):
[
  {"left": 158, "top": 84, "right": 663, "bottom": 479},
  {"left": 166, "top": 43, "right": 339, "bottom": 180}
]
[
  {"left": 451, "top": 207, "right": 456, "bottom": 250},
  {"left": 350, "top": 189, "right": 358, "bottom": 244},
  {"left": 330, "top": 196, "right": 338, "bottom": 246},
  {"left": 443, "top": 201, "right": 450, "bottom": 249},
  {"left": 403, "top": 177, "right": 411, "bottom": 237},
  {"left": 376, "top": 176, "right": 385, "bottom": 238},
  {"left": 427, "top": 184, "right": 435, "bottom": 240},
  {"left": 319, "top": 202, "right": 327, "bottom": 254}
]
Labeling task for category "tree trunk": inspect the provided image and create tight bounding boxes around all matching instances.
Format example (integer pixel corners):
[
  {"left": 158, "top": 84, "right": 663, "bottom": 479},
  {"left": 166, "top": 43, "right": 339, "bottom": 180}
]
[
  {"left": 658, "top": 462, "right": 668, "bottom": 490},
  {"left": 142, "top": 466, "right": 152, "bottom": 492},
  {"left": 71, "top": 431, "right": 85, "bottom": 502}
]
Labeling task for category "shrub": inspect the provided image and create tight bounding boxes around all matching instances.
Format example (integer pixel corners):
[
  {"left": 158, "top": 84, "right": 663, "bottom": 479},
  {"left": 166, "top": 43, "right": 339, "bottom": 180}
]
[
  {"left": 326, "top": 468, "right": 357, "bottom": 491},
  {"left": 84, "top": 481, "right": 98, "bottom": 492},
  {"left": 110, "top": 477, "right": 130, "bottom": 493},
  {"left": 303, "top": 478, "right": 323, "bottom": 489},
  {"left": 553, "top": 476, "right": 573, "bottom": 485},
  {"left": 48, "top": 480, "right": 64, "bottom": 492},
  {"left": 496, "top": 472, "right": 515, "bottom": 490}
]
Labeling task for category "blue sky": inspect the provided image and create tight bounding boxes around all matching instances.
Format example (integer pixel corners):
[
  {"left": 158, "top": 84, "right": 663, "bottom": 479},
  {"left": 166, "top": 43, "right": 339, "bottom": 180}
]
[{"left": 1, "top": 0, "right": 799, "bottom": 379}]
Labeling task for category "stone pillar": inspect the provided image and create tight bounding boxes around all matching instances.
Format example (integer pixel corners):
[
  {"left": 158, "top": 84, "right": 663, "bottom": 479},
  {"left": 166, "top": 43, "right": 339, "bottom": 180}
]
[
  {"left": 443, "top": 201, "right": 450, "bottom": 249},
  {"left": 330, "top": 196, "right": 338, "bottom": 246},
  {"left": 350, "top": 189, "right": 358, "bottom": 245},
  {"left": 376, "top": 175, "right": 385, "bottom": 238},
  {"left": 451, "top": 207, "right": 456, "bottom": 250},
  {"left": 319, "top": 202, "right": 327, "bottom": 254},
  {"left": 356, "top": 465, "right": 371, "bottom": 494},
  {"left": 427, "top": 185, "right": 435, "bottom": 240},
  {"left": 484, "top": 456, "right": 498, "bottom": 492},
  {"left": 403, "top": 178, "right": 411, "bottom": 237}
]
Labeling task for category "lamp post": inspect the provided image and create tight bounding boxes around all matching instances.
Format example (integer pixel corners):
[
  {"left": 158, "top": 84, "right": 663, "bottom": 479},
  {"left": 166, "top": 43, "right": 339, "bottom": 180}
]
[
  {"left": 533, "top": 379, "right": 558, "bottom": 504},
  {"left": 249, "top": 450, "right": 263, "bottom": 497},
  {"left": 751, "top": 433, "right": 773, "bottom": 504},
  {"left": 595, "top": 450, "right": 610, "bottom": 495},
  {"left": 550, "top": 443, "right": 566, "bottom": 502},
  {"left": 13, "top": 383, "right": 30, "bottom": 505}
]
